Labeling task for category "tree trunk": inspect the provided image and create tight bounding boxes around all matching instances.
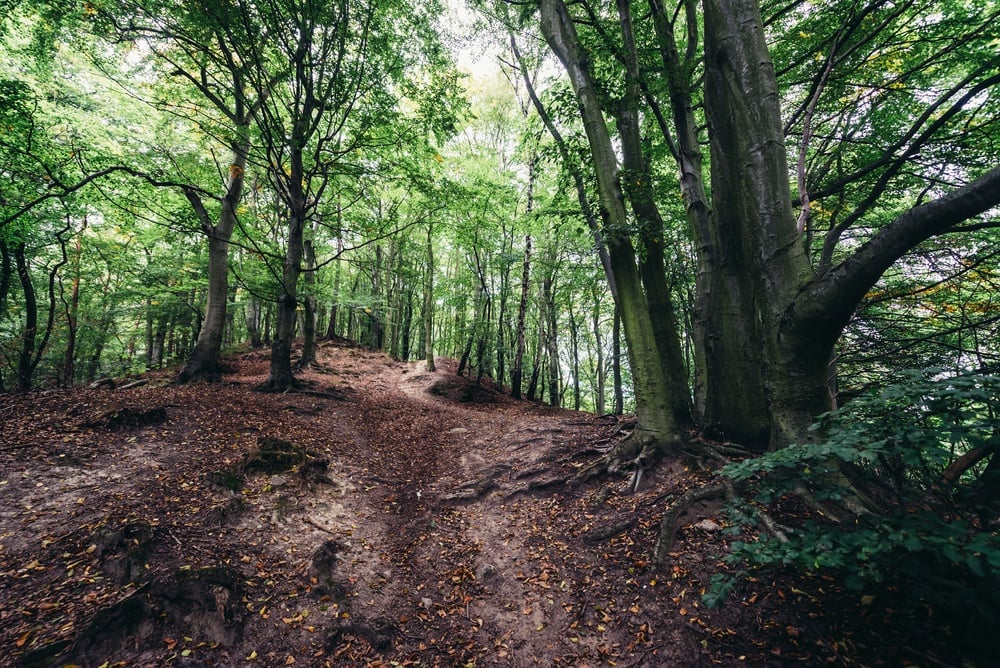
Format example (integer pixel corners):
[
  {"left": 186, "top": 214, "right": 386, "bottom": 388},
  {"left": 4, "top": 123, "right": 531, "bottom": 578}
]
[
  {"left": 616, "top": 0, "right": 692, "bottom": 426},
  {"left": 495, "top": 224, "right": 512, "bottom": 388},
  {"left": 247, "top": 297, "right": 263, "bottom": 348},
  {"left": 542, "top": 265, "right": 560, "bottom": 407},
  {"left": 14, "top": 243, "right": 36, "bottom": 392},
  {"left": 526, "top": 320, "right": 543, "bottom": 402},
  {"left": 511, "top": 234, "right": 531, "bottom": 399},
  {"left": 263, "top": 211, "right": 304, "bottom": 391},
  {"left": 591, "top": 286, "right": 606, "bottom": 415},
  {"left": 150, "top": 323, "right": 167, "bottom": 369},
  {"left": 423, "top": 223, "right": 435, "bottom": 371},
  {"left": 612, "top": 304, "right": 623, "bottom": 416},
  {"left": 540, "top": 0, "right": 680, "bottom": 452},
  {"left": 177, "top": 128, "right": 250, "bottom": 383},
  {"left": 262, "top": 129, "right": 308, "bottom": 391},
  {"left": 400, "top": 289, "right": 413, "bottom": 361},
  {"left": 702, "top": 0, "right": 826, "bottom": 447},
  {"left": 297, "top": 221, "right": 318, "bottom": 368},
  {"left": 568, "top": 298, "right": 581, "bottom": 411},
  {"left": 0, "top": 240, "right": 11, "bottom": 320},
  {"left": 62, "top": 226, "right": 84, "bottom": 387}
]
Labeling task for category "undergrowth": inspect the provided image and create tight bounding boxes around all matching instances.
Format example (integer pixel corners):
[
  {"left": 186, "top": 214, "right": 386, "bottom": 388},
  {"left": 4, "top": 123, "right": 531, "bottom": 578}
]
[{"left": 708, "top": 370, "right": 1000, "bottom": 629}]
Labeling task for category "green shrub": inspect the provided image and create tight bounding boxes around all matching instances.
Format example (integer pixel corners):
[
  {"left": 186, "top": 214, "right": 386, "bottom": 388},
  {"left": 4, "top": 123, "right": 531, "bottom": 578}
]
[{"left": 708, "top": 370, "right": 1000, "bottom": 623}]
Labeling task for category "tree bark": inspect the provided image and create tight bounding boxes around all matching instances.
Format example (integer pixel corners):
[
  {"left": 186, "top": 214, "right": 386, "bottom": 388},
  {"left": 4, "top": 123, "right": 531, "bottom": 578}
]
[
  {"left": 616, "top": 0, "right": 692, "bottom": 426},
  {"left": 540, "top": 0, "right": 680, "bottom": 451},
  {"left": 263, "top": 209, "right": 304, "bottom": 391},
  {"left": 591, "top": 286, "right": 606, "bottom": 415},
  {"left": 14, "top": 242, "right": 36, "bottom": 392},
  {"left": 297, "top": 220, "right": 319, "bottom": 368},
  {"left": 423, "top": 222, "right": 435, "bottom": 371},
  {"left": 511, "top": 234, "right": 532, "bottom": 399},
  {"left": 542, "top": 262, "right": 560, "bottom": 407},
  {"left": 62, "top": 223, "right": 84, "bottom": 386},
  {"left": 176, "top": 128, "right": 250, "bottom": 383}
]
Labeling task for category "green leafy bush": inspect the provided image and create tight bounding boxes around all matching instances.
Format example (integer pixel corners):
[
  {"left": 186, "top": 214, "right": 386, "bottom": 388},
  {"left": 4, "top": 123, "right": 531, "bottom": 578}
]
[{"left": 709, "top": 370, "right": 1000, "bottom": 622}]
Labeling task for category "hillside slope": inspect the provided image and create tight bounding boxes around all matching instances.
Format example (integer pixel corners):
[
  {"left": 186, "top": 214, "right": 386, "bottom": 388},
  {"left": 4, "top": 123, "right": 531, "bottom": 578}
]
[{"left": 0, "top": 340, "right": 961, "bottom": 666}]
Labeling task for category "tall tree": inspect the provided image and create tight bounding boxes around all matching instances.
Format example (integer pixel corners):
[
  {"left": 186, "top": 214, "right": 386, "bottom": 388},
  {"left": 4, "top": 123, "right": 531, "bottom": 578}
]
[
  {"left": 87, "top": 0, "right": 263, "bottom": 382},
  {"left": 537, "top": 0, "right": 688, "bottom": 464},
  {"left": 516, "top": 0, "right": 1000, "bottom": 456}
]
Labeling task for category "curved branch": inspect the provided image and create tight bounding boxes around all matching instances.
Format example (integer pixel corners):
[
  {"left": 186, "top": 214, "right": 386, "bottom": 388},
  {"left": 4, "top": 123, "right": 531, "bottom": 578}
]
[
  {"left": 2, "top": 166, "right": 217, "bottom": 228},
  {"left": 791, "top": 165, "right": 1000, "bottom": 346}
]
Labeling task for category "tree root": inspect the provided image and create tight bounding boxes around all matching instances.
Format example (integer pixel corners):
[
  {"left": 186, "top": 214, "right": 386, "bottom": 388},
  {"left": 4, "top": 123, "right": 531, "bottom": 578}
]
[
  {"left": 581, "top": 518, "right": 636, "bottom": 545},
  {"left": 754, "top": 506, "right": 792, "bottom": 543},
  {"left": 253, "top": 377, "right": 306, "bottom": 393},
  {"left": 653, "top": 482, "right": 733, "bottom": 565},
  {"left": 572, "top": 428, "right": 672, "bottom": 491}
]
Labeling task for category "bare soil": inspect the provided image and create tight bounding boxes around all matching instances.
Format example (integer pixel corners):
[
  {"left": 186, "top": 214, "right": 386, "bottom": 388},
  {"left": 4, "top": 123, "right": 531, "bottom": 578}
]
[{"left": 0, "top": 340, "right": 976, "bottom": 666}]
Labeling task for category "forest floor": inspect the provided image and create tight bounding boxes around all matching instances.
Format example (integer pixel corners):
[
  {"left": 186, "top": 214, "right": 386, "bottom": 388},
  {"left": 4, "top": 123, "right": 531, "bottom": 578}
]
[{"left": 0, "top": 339, "right": 982, "bottom": 667}]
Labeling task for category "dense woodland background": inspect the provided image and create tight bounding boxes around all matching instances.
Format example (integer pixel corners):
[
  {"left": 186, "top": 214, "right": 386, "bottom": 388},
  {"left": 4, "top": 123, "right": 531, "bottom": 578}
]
[{"left": 2, "top": 0, "right": 1000, "bottom": 658}]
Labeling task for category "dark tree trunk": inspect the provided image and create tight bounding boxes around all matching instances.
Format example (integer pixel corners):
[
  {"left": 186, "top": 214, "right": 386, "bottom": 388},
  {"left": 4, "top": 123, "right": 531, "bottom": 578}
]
[
  {"left": 568, "top": 299, "right": 581, "bottom": 411},
  {"left": 264, "top": 243, "right": 302, "bottom": 391},
  {"left": 591, "top": 287, "right": 606, "bottom": 415},
  {"left": 247, "top": 298, "right": 264, "bottom": 348},
  {"left": 14, "top": 243, "right": 36, "bottom": 392},
  {"left": 297, "top": 222, "right": 318, "bottom": 368},
  {"left": 62, "top": 227, "right": 83, "bottom": 387},
  {"left": 542, "top": 266, "right": 560, "bottom": 407},
  {"left": 0, "top": 240, "right": 11, "bottom": 321},
  {"left": 612, "top": 304, "right": 623, "bottom": 416},
  {"left": 423, "top": 223, "right": 435, "bottom": 370},
  {"left": 400, "top": 289, "right": 413, "bottom": 361}
]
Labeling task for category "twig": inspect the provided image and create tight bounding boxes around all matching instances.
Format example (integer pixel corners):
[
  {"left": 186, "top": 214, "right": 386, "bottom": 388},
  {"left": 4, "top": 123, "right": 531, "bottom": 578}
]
[{"left": 303, "top": 516, "right": 338, "bottom": 535}]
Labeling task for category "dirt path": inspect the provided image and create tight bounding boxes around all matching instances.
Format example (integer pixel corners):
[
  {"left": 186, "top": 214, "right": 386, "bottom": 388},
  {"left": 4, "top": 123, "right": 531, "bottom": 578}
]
[{"left": 1, "top": 341, "right": 897, "bottom": 667}]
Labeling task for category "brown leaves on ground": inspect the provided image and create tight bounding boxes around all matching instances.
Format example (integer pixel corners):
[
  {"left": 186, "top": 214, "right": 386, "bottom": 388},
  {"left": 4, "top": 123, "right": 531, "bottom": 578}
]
[{"left": 0, "top": 341, "right": 956, "bottom": 666}]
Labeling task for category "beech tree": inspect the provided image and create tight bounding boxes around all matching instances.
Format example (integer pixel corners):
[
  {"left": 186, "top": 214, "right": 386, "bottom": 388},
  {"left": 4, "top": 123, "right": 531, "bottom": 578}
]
[
  {"left": 505, "top": 0, "right": 1000, "bottom": 464},
  {"left": 90, "top": 0, "right": 268, "bottom": 383}
]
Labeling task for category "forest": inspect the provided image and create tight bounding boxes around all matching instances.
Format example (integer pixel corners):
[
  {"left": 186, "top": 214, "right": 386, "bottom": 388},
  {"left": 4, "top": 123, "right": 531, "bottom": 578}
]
[{"left": 2, "top": 0, "right": 999, "bottom": 665}]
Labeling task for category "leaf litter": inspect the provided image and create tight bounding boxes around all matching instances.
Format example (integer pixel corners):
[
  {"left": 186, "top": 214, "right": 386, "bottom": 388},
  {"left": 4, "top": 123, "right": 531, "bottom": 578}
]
[{"left": 0, "top": 339, "right": 971, "bottom": 666}]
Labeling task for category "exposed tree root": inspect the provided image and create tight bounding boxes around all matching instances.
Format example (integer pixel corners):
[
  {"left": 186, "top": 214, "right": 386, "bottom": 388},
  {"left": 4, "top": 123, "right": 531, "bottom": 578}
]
[
  {"left": 253, "top": 377, "right": 306, "bottom": 393},
  {"left": 581, "top": 518, "right": 636, "bottom": 545},
  {"left": 78, "top": 405, "right": 167, "bottom": 431},
  {"left": 505, "top": 475, "right": 568, "bottom": 499},
  {"left": 572, "top": 428, "right": 670, "bottom": 491},
  {"left": 653, "top": 482, "right": 733, "bottom": 565},
  {"left": 175, "top": 358, "right": 222, "bottom": 384},
  {"left": 573, "top": 426, "right": 877, "bottom": 568},
  {"left": 440, "top": 465, "right": 511, "bottom": 504}
]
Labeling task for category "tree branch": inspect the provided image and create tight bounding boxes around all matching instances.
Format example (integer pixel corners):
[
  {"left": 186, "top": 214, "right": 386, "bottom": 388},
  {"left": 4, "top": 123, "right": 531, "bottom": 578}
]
[
  {"left": 2, "top": 166, "right": 217, "bottom": 228},
  {"left": 792, "top": 165, "right": 1000, "bottom": 345}
]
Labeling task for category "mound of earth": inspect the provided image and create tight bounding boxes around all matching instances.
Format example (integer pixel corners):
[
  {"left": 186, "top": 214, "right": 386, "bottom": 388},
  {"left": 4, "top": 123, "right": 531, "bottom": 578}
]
[{"left": 0, "top": 340, "right": 977, "bottom": 666}]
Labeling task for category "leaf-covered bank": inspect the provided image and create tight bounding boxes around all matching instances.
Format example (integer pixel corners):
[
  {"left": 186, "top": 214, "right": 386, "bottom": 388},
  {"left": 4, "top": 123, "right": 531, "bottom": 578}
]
[{"left": 1, "top": 342, "right": 991, "bottom": 666}]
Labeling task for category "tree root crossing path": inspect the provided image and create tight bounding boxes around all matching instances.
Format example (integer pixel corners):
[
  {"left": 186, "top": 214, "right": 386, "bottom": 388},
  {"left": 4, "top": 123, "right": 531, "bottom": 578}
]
[{"left": 3, "top": 340, "right": 869, "bottom": 666}]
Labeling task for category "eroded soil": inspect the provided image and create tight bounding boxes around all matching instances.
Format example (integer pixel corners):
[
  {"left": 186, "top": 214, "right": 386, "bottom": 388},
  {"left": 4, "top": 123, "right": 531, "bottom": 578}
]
[{"left": 0, "top": 340, "right": 975, "bottom": 666}]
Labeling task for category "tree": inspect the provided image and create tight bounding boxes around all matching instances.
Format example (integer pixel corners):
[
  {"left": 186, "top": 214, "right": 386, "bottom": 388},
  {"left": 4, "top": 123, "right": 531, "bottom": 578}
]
[
  {"left": 231, "top": 0, "right": 457, "bottom": 392},
  {"left": 511, "top": 0, "right": 1000, "bottom": 458},
  {"left": 89, "top": 0, "right": 267, "bottom": 383},
  {"left": 536, "top": 0, "right": 690, "bottom": 465}
]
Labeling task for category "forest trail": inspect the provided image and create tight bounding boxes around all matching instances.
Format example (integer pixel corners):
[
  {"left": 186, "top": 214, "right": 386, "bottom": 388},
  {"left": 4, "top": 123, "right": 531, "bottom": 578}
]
[{"left": 1, "top": 340, "right": 912, "bottom": 667}]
